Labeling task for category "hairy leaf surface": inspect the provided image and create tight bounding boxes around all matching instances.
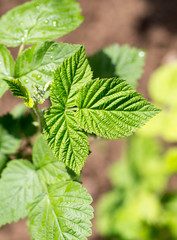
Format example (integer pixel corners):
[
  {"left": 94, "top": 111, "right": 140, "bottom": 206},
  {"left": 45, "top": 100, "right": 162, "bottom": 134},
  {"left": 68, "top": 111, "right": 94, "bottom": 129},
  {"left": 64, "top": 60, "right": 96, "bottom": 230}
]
[
  {"left": 28, "top": 181, "right": 93, "bottom": 240},
  {"left": 76, "top": 78, "right": 160, "bottom": 139},
  {"left": 89, "top": 44, "right": 145, "bottom": 88},
  {"left": 0, "top": 45, "right": 14, "bottom": 97},
  {"left": 0, "top": 0, "right": 83, "bottom": 47},
  {"left": 0, "top": 160, "right": 42, "bottom": 227},
  {"left": 15, "top": 42, "right": 81, "bottom": 96}
]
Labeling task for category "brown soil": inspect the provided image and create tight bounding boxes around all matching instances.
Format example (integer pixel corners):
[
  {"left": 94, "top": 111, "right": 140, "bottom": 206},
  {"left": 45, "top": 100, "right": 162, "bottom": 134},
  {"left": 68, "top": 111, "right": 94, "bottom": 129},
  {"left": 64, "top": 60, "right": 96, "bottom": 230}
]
[{"left": 0, "top": 0, "right": 177, "bottom": 239}]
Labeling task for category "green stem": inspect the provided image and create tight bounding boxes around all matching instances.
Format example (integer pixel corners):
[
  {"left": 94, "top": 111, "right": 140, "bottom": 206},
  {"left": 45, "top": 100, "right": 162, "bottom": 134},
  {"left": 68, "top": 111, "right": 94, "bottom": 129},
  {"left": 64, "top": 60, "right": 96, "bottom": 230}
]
[{"left": 32, "top": 102, "right": 43, "bottom": 133}]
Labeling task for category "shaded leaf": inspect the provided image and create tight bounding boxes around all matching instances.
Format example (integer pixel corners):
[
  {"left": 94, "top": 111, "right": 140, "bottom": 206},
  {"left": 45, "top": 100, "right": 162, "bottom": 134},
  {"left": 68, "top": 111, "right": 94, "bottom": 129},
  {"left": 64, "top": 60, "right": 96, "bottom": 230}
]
[
  {"left": 89, "top": 44, "right": 145, "bottom": 88},
  {"left": 0, "top": 124, "right": 21, "bottom": 154}
]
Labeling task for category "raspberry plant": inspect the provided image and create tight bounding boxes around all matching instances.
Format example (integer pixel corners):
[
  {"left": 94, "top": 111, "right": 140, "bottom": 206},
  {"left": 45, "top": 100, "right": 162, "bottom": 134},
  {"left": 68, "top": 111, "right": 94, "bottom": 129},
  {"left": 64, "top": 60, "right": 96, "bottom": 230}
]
[{"left": 0, "top": 0, "right": 159, "bottom": 239}]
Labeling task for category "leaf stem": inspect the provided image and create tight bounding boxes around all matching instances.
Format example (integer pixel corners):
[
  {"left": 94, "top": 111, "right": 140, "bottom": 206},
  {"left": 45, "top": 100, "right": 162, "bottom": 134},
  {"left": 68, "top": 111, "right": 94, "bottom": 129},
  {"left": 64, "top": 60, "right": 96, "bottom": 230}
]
[{"left": 32, "top": 102, "right": 43, "bottom": 133}]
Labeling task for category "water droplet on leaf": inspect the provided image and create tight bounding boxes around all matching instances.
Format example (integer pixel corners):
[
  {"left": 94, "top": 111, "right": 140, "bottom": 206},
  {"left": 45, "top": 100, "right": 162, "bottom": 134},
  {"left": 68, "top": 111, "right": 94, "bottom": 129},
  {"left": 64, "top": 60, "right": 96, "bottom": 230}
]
[
  {"left": 24, "top": 79, "right": 29, "bottom": 84},
  {"left": 44, "top": 19, "right": 49, "bottom": 24},
  {"left": 52, "top": 20, "right": 58, "bottom": 27}
]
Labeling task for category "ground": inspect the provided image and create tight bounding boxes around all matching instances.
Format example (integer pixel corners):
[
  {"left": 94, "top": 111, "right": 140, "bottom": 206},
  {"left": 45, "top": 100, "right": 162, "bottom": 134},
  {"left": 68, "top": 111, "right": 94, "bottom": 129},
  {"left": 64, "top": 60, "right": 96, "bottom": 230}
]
[{"left": 0, "top": 0, "right": 177, "bottom": 239}]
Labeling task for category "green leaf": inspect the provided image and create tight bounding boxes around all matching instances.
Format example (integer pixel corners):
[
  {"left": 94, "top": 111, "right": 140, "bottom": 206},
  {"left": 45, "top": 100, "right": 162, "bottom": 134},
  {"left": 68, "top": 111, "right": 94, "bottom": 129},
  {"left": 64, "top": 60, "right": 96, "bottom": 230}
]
[
  {"left": 4, "top": 79, "right": 34, "bottom": 108},
  {"left": 109, "top": 135, "right": 167, "bottom": 192},
  {"left": 0, "top": 160, "right": 42, "bottom": 227},
  {"left": 139, "top": 62, "right": 177, "bottom": 142},
  {"left": 0, "top": 0, "right": 83, "bottom": 47},
  {"left": 50, "top": 45, "right": 92, "bottom": 108},
  {"left": 76, "top": 78, "right": 160, "bottom": 139},
  {"left": 0, "top": 124, "right": 21, "bottom": 154},
  {"left": 28, "top": 181, "right": 93, "bottom": 240},
  {"left": 44, "top": 109, "right": 90, "bottom": 174},
  {"left": 0, "top": 45, "right": 14, "bottom": 97},
  {"left": 149, "top": 62, "right": 177, "bottom": 107},
  {"left": 15, "top": 42, "right": 81, "bottom": 97},
  {"left": 33, "top": 134, "right": 78, "bottom": 183},
  {"left": 88, "top": 44, "right": 145, "bottom": 88},
  {"left": 44, "top": 46, "right": 92, "bottom": 173},
  {"left": 33, "top": 134, "right": 56, "bottom": 168}
]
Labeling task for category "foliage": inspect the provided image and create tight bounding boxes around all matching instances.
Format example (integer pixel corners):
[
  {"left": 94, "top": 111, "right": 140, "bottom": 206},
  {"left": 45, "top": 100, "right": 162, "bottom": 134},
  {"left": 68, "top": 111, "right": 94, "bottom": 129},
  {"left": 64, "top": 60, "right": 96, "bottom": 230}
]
[
  {"left": 96, "top": 135, "right": 177, "bottom": 240},
  {"left": 0, "top": 0, "right": 159, "bottom": 239},
  {"left": 139, "top": 62, "right": 177, "bottom": 142},
  {"left": 88, "top": 44, "right": 146, "bottom": 88}
]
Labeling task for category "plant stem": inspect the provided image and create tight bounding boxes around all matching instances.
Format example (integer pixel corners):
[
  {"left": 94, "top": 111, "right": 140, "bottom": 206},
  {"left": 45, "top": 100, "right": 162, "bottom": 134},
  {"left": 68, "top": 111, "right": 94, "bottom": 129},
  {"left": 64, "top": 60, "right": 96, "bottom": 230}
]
[{"left": 32, "top": 102, "right": 43, "bottom": 133}]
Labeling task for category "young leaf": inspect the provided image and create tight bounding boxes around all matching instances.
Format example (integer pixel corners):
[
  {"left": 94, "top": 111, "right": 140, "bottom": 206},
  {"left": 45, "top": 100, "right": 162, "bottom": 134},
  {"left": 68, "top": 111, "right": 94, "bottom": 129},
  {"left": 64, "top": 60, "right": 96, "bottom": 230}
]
[
  {"left": 4, "top": 79, "right": 34, "bottom": 108},
  {"left": 15, "top": 42, "right": 81, "bottom": 96},
  {"left": 44, "top": 109, "right": 90, "bottom": 174},
  {"left": 76, "top": 78, "right": 160, "bottom": 139},
  {"left": 0, "top": 0, "right": 83, "bottom": 47},
  {"left": 0, "top": 160, "right": 43, "bottom": 227},
  {"left": 0, "top": 124, "right": 21, "bottom": 154},
  {"left": 44, "top": 46, "right": 92, "bottom": 173},
  {"left": 50, "top": 45, "right": 92, "bottom": 108},
  {"left": 28, "top": 181, "right": 93, "bottom": 240},
  {"left": 0, "top": 45, "right": 14, "bottom": 97},
  {"left": 88, "top": 44, "right": 145, "bottom": 88}
]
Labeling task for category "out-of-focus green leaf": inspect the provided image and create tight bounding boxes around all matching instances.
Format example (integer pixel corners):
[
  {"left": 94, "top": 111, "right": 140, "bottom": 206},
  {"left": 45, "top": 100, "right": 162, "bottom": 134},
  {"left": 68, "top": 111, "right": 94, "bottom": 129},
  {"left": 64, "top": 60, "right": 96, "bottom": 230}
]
[
  {"left": 0, "top": 124, "right": 21, "bottom": 155},
  {"left": 140, "top": 62, "right": 177, "bottom": 142},
  {"left": 109, "top": 136, "right": 167, "bottom": 192},
  {"left": 88, "top": 44, "right": 145, "bottom": 88},
  {"left": 11, "top": 104, "right": 27, "bottom": 119},
  {"left": 149, "top": 62, "right": 177, "bottom": 107},
  {"left": 164, "top": 148, "right": 177, "bottom": 173},
  {"left": 0, "top": 45, "right": 14, "bottom": 97},
  {"left": 15, "top": 42, "right": 81, "bottom": 97},
  {"left": 0, "top": 0, "right": 83, "bottom": 47},
  {"left": 97, "top": 188, "right": 161, "bottom": 240}
]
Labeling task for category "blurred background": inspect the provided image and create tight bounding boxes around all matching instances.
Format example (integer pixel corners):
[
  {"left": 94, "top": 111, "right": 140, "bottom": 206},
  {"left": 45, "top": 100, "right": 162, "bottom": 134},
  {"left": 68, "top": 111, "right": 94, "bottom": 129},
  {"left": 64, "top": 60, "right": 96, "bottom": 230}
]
[{"left": 1, "top": 0, "right": 177, "bottom": 239}]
